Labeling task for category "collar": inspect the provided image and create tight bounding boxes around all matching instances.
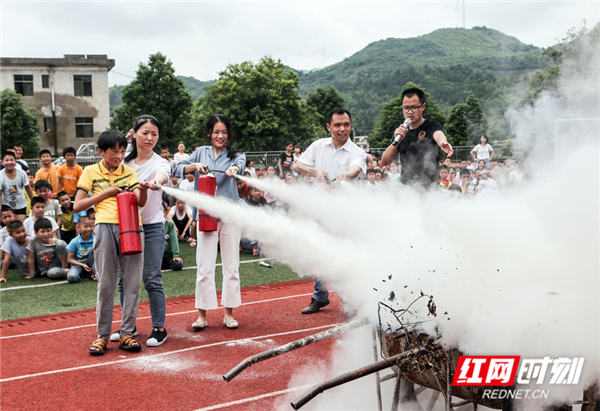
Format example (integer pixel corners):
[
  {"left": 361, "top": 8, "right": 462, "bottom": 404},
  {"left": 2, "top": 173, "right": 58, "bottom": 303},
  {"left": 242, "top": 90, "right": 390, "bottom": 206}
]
[
  {"left": 326, "top": 137, "right": 352, "bottom": 152},
  {"left": 98, "top": 161, "right": 124, "bottom": 176}
]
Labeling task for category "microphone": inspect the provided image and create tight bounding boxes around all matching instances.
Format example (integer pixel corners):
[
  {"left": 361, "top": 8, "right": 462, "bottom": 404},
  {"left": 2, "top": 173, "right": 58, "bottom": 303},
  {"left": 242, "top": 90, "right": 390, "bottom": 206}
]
[{"left": 392, "top": 118, "right": 412, "bottom": 146}]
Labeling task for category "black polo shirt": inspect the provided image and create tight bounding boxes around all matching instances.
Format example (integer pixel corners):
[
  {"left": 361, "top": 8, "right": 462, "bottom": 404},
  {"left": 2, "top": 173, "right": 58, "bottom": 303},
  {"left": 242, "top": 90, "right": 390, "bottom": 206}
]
[{"left": 396, "top": 119, "right": 443, "bottom": 187}]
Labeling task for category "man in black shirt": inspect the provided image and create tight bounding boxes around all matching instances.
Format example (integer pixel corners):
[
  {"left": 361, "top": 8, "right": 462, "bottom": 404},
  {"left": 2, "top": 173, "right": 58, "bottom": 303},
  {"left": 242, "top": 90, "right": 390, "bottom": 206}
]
[{"left": 382, "top": 88, "right": 453, "bottom": 188}]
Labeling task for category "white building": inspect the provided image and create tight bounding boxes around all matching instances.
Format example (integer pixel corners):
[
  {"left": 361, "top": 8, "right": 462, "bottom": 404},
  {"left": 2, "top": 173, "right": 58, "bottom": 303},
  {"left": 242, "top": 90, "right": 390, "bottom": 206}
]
[{"left": 0, "top": 55, "right": 115, "bottom": 155}]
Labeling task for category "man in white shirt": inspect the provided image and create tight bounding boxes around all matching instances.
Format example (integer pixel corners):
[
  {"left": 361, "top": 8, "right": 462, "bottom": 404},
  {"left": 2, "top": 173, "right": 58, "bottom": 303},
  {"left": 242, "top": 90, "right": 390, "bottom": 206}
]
[{"left": 293, "top": 108, "right": 367, "bottom": 314}]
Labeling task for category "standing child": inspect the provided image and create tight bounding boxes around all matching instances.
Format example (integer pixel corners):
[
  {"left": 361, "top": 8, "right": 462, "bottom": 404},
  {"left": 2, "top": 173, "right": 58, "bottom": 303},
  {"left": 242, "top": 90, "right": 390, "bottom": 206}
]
[
  {"left": 33, "top": 180, "right": 62, "bottom": 226},
  {"left": 75, "top": 130, "right": 148, "bottom": 355},
  {"left": 27, "top": 219, "right": 68, "bottom": 279},
  {"left": 1, "top": 221, "right": 32, "bottom": 281},
  {"left": 1, "top": 151, "right": 34, "bottom": 222},
  {"left": 34, "top": 149, "right": 60, "bottom": 198},
  {"left": 66, "top": 216, "right": 95, "bottom": 283},
  {"left": 24, "top": 196, "right": 60, "bottom": 239},
  {"left": 57, "top": 191, "right": 76, "bottom": 244},
  {"left": 278, "top": 142, "right": 294, "bottom": 178},
  {"left": 57, "top": 147, "right": 83, "bottom": 198}
]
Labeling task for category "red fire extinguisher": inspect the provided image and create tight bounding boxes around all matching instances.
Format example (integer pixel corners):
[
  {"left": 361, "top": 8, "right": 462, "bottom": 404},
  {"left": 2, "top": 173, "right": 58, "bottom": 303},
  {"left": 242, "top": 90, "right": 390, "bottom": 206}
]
[
  {"left": 197, "top": 173, "right": 218, "bottom": 232},
  {"left": 117, "top": 189, "right": 142, "bottom": 255}
]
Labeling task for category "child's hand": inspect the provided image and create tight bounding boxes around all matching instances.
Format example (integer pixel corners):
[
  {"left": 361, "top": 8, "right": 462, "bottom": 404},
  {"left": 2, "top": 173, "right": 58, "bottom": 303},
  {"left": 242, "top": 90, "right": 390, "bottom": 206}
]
[
  {"left": 179, "top": 234, "right": 185, "bottom": 240},
  {"left": 173, "top": 257, "right": 183, "bottom": 264},
  {"left": 104, "top": 186, "right": 123, "bottom": 198},
  {"left": 0, "top": 278, "right": 6, "bottom": 283},
  {"left": 83, "top": 264, "right": 92, "bottom": 272}
]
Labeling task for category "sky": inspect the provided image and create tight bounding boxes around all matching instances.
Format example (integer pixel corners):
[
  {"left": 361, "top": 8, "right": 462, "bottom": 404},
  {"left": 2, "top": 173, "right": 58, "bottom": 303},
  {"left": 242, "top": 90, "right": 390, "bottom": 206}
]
[{"left": 1, "top": 1, "right": 599, "bottom": 87}]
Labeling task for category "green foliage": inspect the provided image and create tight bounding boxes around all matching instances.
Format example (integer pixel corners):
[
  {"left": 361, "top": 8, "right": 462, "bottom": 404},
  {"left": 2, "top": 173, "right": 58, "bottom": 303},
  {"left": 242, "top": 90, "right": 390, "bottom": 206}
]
[
  {"left": 108, "top": 84, "right": 125, "bottom": 116},
  {"left": 368, "top": 82, "right": 447, "bottom": 148},
  {"left": 0, "top": 88, "right": 41, "bottom": 157},
  {"left": 190, "top": 57, "right": 321, "bottom": 151},
  {"left": 178, "top": 76, "right": 217, "bottom": 100},
  {"left": 306, "top": 85, "right": 346, "bottom": 132},
  {"left": 111, "top": 52, "right": 193, "bottom": 151},
  {"left": 465, "top": 95, "right": 487, "bottom": 145},
  {"left": 445, "top": 103, "right": 468, "bottom": 147}
]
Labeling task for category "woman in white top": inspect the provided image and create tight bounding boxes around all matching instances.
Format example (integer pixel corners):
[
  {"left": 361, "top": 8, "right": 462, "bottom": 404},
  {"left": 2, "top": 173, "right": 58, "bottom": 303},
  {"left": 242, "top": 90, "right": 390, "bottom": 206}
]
[
  {"left": 174, "top": 141, "right": 189, "bottom": 163},
  {"left": 470, "top": 135, "right": 494, "bottom": 169},
  {"left": 119, "top": 115, "right": 171, "bottom": 347}
]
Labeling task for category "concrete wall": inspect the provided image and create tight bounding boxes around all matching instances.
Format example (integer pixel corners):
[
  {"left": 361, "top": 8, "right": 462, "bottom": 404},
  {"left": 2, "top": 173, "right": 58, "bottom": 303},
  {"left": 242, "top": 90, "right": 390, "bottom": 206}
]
[{"left": 0, "top": 58, "right": 114, "bottom": 156}]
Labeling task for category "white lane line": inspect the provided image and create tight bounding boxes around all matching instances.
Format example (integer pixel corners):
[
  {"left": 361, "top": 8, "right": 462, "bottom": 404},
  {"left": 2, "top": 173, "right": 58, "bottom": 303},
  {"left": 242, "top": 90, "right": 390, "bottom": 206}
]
[
  {"left": 0, "top": 323, "right": 342, "bottom": 382},
  {"left": 0, "top": 291, "right": 316, "bottom": 340},
  {"left": 193, "top": 384, "right": 314, "bottom": 411},
  {"left": 0, "top": 281, "right": 69, "bottom": 291},
  {"left": 0, "top": 258, "right": 274, "bottom": 292}
]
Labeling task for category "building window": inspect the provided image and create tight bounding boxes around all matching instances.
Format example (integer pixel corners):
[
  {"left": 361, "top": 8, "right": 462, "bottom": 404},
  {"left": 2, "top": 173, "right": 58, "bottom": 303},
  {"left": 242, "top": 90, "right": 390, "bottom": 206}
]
[
  {"left": 75, "top": 117, "right": 94, "bottom": 138},
  {"left": 43, "top": 118, "right": 52, "bottom": 132},
  {"left": 14, "top": 75, "right": 34, "bottom": 96},
  {"left": 74, "top": 75, "right": 92, "bottom": 96},
  {"left": 42, "top": 75, "right": 50, "bottom": 88}
]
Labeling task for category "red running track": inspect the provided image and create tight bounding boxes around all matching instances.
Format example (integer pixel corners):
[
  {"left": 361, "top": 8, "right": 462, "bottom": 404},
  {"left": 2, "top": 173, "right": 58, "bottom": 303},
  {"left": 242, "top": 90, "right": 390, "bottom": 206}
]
[{"left": 0, "top": 279, "right": 347, "bottom": 411}]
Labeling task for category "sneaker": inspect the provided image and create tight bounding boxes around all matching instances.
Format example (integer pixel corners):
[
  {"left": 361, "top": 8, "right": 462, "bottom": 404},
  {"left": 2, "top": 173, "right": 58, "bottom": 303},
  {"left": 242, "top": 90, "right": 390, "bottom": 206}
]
[
  {"left": 110, "top": 325, "right": 137, "bottom": 342},
  {"left": 301, "top": 298, "right": 330, "bottom": 314},
  {"left": 146, "top": 328, "right": 168, "bottom": 347}
]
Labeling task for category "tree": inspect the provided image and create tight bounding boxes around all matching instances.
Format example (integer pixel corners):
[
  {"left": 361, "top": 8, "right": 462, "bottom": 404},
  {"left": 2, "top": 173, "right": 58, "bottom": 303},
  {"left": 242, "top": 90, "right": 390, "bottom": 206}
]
[
  {"left": 445, "top": 103, "right": 469, "bottom": 148},
  {"left": 306, "top": 85, "right": 346, "bottom": 132},
  {"left": 111, "top": 52, "right": 193, "bottom": 150},
  {"left": 465, "top": 94, "right": 487, "bottom": 145},
  {"left": 368, "top": 82, "right": 446, "bottom": 148},
  {"left": 0, "top": 88, "right": 41, "bottom": 157},
  {"left": 190, "top": 57, "right": 321, "bottom": 151}
]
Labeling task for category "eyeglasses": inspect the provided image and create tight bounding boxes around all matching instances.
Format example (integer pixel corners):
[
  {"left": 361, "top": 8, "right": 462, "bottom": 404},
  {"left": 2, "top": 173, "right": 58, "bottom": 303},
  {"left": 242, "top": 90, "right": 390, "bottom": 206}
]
[{"left": 401, "top": 105, "right": 423, "bottom": 112}]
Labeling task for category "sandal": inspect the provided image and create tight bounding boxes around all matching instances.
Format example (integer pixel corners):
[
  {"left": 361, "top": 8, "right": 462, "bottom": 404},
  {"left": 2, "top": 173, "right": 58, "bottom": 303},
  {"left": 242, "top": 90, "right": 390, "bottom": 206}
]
[
  {"left": 190, "top": 241, "right": 197, "bottom": 248},
  {"left": 118, "top": 334, "right": 142, "bottom": 352},
  {"left": 89, "top": 338, "right": 108, "bottom": 356},
  {"left": 90, "top": 274, "right": 97, "bottom": 281}
]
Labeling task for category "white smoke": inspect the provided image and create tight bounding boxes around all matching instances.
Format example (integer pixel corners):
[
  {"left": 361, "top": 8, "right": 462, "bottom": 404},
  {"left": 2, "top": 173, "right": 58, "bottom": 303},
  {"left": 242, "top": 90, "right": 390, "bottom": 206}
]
[{"left": 162, "top": 26, "right": 599, "bottom": 410}]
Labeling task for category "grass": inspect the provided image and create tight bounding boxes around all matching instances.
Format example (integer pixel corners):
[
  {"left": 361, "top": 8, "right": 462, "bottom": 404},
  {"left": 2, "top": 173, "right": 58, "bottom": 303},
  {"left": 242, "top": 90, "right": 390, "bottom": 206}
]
[{"left": 0, "top": 240, "right": 308, "bottom": 321}]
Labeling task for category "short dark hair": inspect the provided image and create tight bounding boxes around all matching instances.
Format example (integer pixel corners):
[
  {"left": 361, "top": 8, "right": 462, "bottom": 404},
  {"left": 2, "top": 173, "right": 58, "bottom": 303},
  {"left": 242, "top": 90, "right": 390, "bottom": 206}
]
[
  {"left": 34, "top": 218, "right": 52, "bottom": 232},
  {"left": 86, "top": 208, "right": 96, "bottom": 218},
  {"left": 285, "top": 142, "right": 293, "bottom": 147},
  {"left": 57, "top": 191, "right": 70, "bottom": 200},
  {"left": 2, "top": 151, "right": 16, "bottom": 161},
  {"left": 34, "top": 180, "right": 52, "bottom": 191},
  {"left": 1, "top": 205, "right": 15, "bottom": 215},
  {"left": 160, "top": 145, "right": 170, "bottom": 152},
  {"left": 366, "top": 168, "right": 375, "bottom": 175},
  {"left": 13, "top": 143, "right": 22, "bottom": 149},
  {"left": 249, "top": 186, "right": 260, "bottom": 191},
  {"left": 30, "top": 196, "right": 47, "bottom": 208},
  {"left": 439, "top": 165, "right": 448, "bottom": 171},
  {"left": 401, "top": 88, "right": 425, "bottom": 105},
  {"left": 245, "top": 159, "right": 253, "bottom": 167},
  {"left": 449, "top": 184, "right": 462, "bottom": 192},
  {"left": 39, "top": 149, "right": 52, "bottom": 157},
  {"left": 459, "top": 169, "right": 472, "bottom": 177},
  {"left": 7, "top": 220, "right": 24, "bottom": 234},
  {"left": 327, "top": 108, "right": 352, "bottom": 124},
  {"left": 62, "top": 147, "right": 77, "bottom": 156},
  {"left": 78, "top": 216, "right": 92, "bottom": 224},
  {"left": 97, "top": 130, "right": 128, "bottom": 151}
]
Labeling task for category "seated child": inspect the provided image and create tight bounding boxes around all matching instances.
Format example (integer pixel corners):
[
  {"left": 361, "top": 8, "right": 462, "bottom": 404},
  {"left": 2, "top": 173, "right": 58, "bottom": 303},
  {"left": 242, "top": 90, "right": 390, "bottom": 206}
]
[
  {"left": 439, "top": 165, "right": 452, "bottom": 190},
  {"left": 0, "top": 206, "right": 16, "bottom": 265},
  {"left": 245, "top": 186, "right": 267, "bottom": 207},
  {"left": 27, "top": 218, "right": 68, "bottom": 279},
  {"left": 57, "top": 191, "right": 76, "bottom": 244},
  {"left": 1, "top": 220, "right": 31, "bottom": 281},
  {"left": 168, "top": 199, "right": 193, "bottom": 241},
  {"left": 66, "top": 216, "right": 95, "bottom": 283},
  {"left": 24, "top": 196, "right": 59, "bottom": 239},
  {"left": 33, "top": 180, "right": 62, "bottom": 226},
  {"left": 162, "top": 205, "right": 182, "bottom": 271},
  {"left": 237, "top": 179, "right": 250, "bottom": 200}
]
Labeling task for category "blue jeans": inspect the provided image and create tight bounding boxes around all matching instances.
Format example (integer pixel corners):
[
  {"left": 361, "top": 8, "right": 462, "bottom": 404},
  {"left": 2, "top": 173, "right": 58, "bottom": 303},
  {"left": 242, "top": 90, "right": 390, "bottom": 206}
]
[
  {"left": 66, "top": 251, "right": 95, "bottom": 283},
  {"left": 118, "top": 223, "right": 166, "bottom": 328},
  {"left": 313, "top": 279, "right": 329, "bottom": 303}
]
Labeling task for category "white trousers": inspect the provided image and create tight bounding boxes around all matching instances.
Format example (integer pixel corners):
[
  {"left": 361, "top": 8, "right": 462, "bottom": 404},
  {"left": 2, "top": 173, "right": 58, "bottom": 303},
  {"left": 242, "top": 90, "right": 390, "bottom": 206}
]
[{"left": 195, "top": 221, "right": 242, "bottom": 310}]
